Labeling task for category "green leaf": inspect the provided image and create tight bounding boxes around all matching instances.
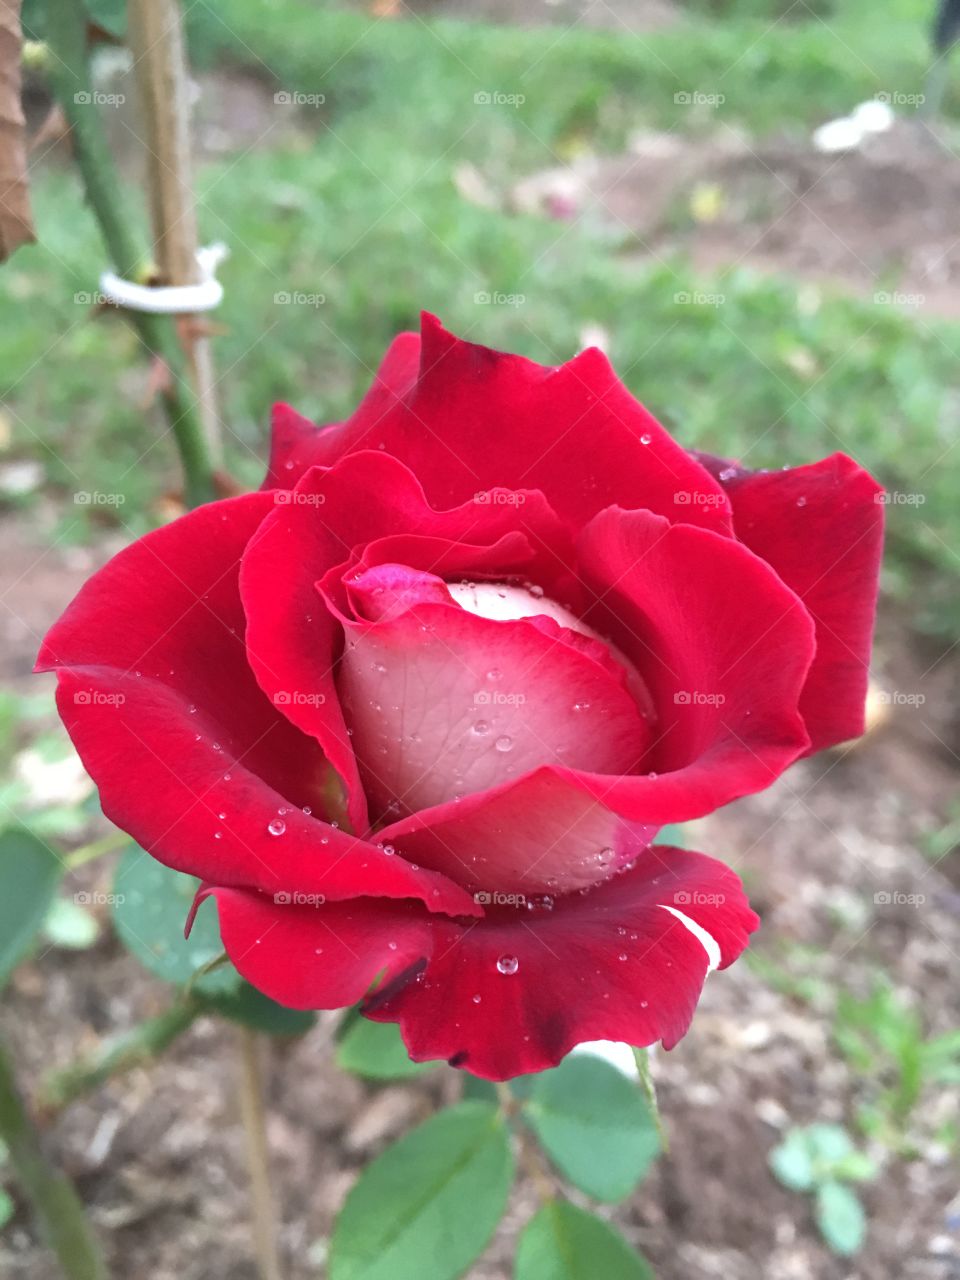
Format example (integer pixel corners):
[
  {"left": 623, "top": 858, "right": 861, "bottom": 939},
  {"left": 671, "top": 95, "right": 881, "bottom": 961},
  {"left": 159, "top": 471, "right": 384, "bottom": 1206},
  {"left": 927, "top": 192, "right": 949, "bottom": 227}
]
[
  {"left": 815, "top": 1181, "right": 867, "bottom": 1256},
  {"left": 516, "top": 1201, "right": 654, "bottom": 1280},
  {"left": 112, "top": 846, "right": 236, "bottom": 993},
  {"left": 336, "top": 1017, "right": 434, "bottom": 1079},
  {"left": 0, "top": 1187, "right": 13, "bottom": 1230},
  {"left": 0, "top": 827, "right": 62, "bottom": 987},
  {"left": 199, "top": 981, "right": 316, "bottom": 1035},
  {"left": 43, "top": 896, "right": 100, "bottom": 950},
  {"left": 804, "top": 1123, "right": 854, "bottom": 1165},
  {"left": 330, "top": 1101, "right": 513, "bottom": 1280},
  {"left": 831, "top": 1151, "right": 878, "bottom": 1183},
  {"left": 769, "top": 1131, "right": 816, "bottom": 1191},
  {"left": 522, "top": 1056, "right": 660, "bottom": 1203}
]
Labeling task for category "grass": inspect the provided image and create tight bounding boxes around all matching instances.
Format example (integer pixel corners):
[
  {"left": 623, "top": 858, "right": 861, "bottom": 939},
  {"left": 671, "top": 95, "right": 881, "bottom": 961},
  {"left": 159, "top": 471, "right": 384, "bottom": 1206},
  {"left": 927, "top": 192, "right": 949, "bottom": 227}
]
[{"left": 1, "top": 0, "right": 958, "bottom": 633}]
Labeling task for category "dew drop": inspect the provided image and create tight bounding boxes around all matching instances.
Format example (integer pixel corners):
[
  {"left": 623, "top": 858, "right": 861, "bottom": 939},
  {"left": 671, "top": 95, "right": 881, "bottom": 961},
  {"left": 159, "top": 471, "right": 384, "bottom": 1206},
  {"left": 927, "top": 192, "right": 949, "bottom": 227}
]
[
  {"left": 382, "top": 844, "right": 395, "bottom": 856},
  {"left": 472, "top": 994, "right": 482, "bottom": 1004},
  {"left": 719, "top": 466, "right": 737, "bottom": 482},
  {"left": 572, "top": 701, "right": 591, "bottom": 712},
  {"left": 494, "top": 735, "right": 513, "bottom": 753},
  {"left": 388, "top": 941, "right": 398, "bottom": 951},
  {"left": 618, "top": 952, "right": 628, "bottom": 962},
  {"left": 640, "top": 999, "right": 649, "bottom": 1008},
  {"left": 796, "top": 495, "right": 807, "bottom": 507},
  {"left": 302, "top": 806, "right": 312, "bottom": 816},
  {"left": 485, "top": 668, "right": 501, "bottom": 682},
  {"left": 267, "top": 817, "right": 286, "bottom": 837},
  {"left": 496, "top": 955, "right": 519, "bottom": 975},
  {"left": 640, "top": 432, "right": 652, "bottom": 445},
  {"left": 472, "top": 720, "right": 491, "bottom": 737}
]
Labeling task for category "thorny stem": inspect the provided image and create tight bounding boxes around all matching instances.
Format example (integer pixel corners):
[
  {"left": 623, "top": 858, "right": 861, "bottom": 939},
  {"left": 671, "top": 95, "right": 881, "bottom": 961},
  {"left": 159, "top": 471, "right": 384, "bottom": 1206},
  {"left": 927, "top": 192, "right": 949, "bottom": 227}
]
[
  {"left": 36, "top": 999, "right": 202, "bottom": 1116},
  {"left": 40, "top": 0, "right": 217, "bottom": 507},
  {"left": 63, "top": 830, "right": 129, "bottom": 871},
  {"left": 494, "top": 1082, "right": 557, "bottom": 1204},
  {"left": 0, "top": 1034, "right": 108, "bottom": 1280}
]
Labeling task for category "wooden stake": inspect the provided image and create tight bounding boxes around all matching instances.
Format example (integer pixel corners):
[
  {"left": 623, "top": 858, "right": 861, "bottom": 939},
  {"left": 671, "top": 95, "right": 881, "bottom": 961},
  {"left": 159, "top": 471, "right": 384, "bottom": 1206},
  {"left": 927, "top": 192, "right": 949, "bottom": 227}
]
[
  {"left": 237, "top": 1029, "right": 284, "bottom": 1280},
  {"left": 127, "top": 0, "right": 223, "bottom": 465}
]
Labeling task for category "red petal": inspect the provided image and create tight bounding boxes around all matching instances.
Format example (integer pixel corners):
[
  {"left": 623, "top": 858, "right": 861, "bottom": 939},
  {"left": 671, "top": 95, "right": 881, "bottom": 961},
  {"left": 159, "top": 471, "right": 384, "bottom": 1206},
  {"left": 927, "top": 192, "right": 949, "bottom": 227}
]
[
  {"left": 201, "top": 886, "right": 435, "bottom": 1008},
  {"left": 573, "top": 506, "right": 816, "bottom": 822},
  {"left": 37, "top": 495, "right": 476, "bottom": 917},
  {"left": 365, "top": 845, "right": 759, "bottom": 1080},
  {"left": 377, "top": 769, "right": 657, "bottom": 896},
  {"left": 695, "top": 452, "right": 883, "bottom": 752},
  {"left": 263, "top": 314, "right": 733, "bottom": 534}
]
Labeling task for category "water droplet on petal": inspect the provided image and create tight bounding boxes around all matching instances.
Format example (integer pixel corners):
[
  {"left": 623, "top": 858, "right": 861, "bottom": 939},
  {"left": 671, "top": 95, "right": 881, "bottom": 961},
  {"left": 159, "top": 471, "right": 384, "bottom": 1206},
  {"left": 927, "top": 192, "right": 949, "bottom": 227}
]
[
  {"left": 267, "top": 818, "right": 286, "bottom": 837},
  {"left": 573, "top": 701, "right": 591, "bottom": 712},
  {"left": 796, "top": 495, "right": 807, "bottom": 507},
  {"left": 486, "top": 668, "right": 501, "bottom": 682},
  {"left": 495, "top": 735, "right": 513, "bottom": 753},
  {"left": 640, "top": 433, "right": 652, "bottom": 445},
  {"left": 472, "top": 720, "right": 491, "bottom": 737},
  {"left": 472, "top": 994, "right": 482, "bottom": 1004},
  {"left": 382, "top": 843, "right": 395, "bottom": 856},
  {"left": 618, "top": 952, "right": 628, "bottom": 962},
  {"left": 497, "top": 955, "right": 519, "bottom": 975}
]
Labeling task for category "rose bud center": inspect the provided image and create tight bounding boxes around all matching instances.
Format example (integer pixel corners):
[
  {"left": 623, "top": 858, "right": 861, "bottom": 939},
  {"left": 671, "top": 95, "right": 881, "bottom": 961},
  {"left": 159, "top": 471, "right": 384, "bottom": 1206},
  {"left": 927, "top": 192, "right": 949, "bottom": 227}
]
[{"left": 336, "top": 569, "right": 655, "bottom": 827}]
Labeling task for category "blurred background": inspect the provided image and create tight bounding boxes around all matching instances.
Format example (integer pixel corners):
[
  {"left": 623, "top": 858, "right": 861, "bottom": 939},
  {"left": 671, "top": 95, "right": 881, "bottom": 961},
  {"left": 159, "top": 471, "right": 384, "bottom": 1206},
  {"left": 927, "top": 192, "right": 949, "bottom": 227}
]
[{"left": 1, "top": 1, "right": 959, "bottom": 1277}]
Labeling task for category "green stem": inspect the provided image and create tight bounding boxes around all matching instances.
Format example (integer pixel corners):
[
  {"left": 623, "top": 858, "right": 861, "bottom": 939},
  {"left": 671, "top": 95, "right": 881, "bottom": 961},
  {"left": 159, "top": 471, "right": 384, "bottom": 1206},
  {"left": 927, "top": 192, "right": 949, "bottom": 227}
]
[
  {"left": 40, "top": 0, "right": 216, "bottom": 508},
  {"left": 37, "top": 1000, "right": 201, "bottom": 1115},
  {"left": 64, "top": 830, "right": 129, "bottom": 871},
  {"left": 632, "top": 1046, "right": 669, "bottom": 1153},
  {"left": 0, "top": 1035, "right": 108, "bottom": 1280}
]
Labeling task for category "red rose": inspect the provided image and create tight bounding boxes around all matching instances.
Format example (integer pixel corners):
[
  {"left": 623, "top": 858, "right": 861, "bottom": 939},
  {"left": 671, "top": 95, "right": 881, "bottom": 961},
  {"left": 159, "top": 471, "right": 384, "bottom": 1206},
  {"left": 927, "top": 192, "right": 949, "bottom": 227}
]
[{"left": 37, "top": 315, "right": 883, "bottom": 1080}]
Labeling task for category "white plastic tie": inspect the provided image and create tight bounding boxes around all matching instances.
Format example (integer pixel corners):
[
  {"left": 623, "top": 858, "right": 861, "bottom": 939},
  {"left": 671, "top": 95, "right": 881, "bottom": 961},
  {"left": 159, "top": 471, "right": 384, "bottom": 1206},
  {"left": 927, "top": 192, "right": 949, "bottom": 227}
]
[{"left": 99, "top": 242, "right": 229, "bottom": 314}]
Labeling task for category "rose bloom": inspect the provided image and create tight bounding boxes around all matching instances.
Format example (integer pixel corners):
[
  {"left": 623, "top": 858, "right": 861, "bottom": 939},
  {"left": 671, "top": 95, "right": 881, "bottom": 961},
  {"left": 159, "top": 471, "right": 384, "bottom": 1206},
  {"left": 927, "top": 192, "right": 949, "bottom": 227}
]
[{"left": 38, "top": 316, "right": 883, "bottom": 1080}]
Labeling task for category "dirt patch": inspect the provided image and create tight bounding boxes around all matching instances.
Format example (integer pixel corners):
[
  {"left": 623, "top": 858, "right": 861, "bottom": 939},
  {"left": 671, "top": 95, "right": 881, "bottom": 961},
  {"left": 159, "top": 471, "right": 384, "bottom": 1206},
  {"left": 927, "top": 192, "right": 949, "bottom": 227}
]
[
  {"left": 0, "top": 531, "right": 958, "bottom": 1280},
  {"left": 516, "top": 119, "right": 960, "bottom": 316}
]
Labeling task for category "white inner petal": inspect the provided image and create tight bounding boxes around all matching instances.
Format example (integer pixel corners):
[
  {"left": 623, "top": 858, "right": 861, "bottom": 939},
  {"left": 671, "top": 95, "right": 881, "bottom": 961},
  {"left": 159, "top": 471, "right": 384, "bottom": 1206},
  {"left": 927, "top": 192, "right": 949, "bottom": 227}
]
[{"left": 659, "top": 904, "right": 722, "bottom": 972}]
